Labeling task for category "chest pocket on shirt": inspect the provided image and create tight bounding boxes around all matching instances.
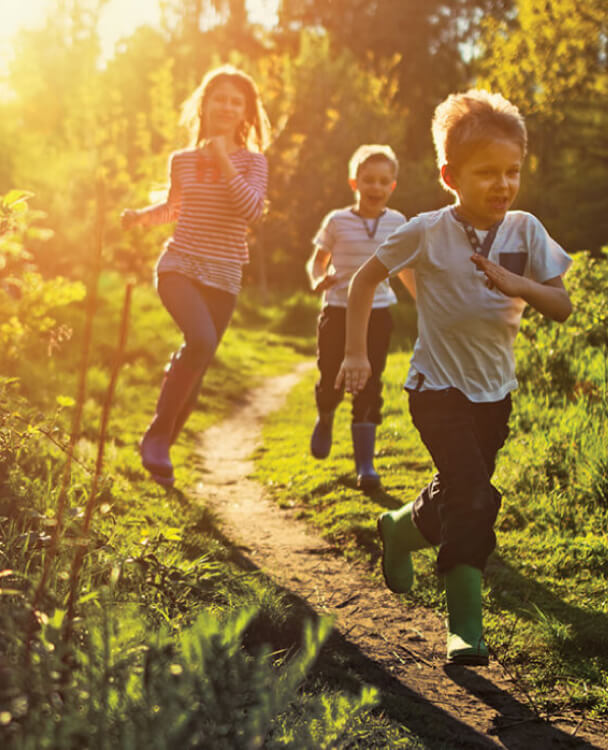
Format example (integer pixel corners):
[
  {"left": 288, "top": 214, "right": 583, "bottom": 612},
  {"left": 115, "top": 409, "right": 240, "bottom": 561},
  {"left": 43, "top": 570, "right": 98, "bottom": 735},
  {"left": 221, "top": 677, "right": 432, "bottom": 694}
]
[{"left": 499, "top": 252, "right": 527, "bottom": 276}]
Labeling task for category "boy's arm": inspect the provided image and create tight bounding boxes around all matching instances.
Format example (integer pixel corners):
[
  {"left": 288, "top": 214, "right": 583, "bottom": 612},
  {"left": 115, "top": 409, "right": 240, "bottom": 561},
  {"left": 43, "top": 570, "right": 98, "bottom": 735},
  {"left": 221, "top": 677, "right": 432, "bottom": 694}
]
[
  {"left": 397, "top": 268, "right": 416, "bottom": 301},
  {"left": 335, "top": 256, "right": 389, "bottom": 394},
  {"left": 471, "top": 254, "right": 572, "bottom": 322},
  {"left": 306, "top": 247, "right": 337, "bottom": 293}
]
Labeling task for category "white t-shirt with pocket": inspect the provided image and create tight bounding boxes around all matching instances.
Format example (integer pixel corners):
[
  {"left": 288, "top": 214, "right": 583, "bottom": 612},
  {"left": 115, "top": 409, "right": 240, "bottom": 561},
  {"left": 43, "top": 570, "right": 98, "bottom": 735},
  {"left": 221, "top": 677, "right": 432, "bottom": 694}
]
[{"left": 375, "top": 206, "right": 572, "bottom": 402}]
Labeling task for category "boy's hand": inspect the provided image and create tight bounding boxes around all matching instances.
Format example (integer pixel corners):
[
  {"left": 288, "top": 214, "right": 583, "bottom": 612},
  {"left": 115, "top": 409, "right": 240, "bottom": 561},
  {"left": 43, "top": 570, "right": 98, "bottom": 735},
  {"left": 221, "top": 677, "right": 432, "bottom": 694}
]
[
  {"left": 311, "top": 273, "right": 339, "bottom": 293},
  {"left": 471, "top": 254, "right": 525, "bottom": 297},
  {"left": 335, "top": 354, "right": 371, "bottom": 394},
  {"left": 121, "top": 209, "right": 140, "bottom": 230}
]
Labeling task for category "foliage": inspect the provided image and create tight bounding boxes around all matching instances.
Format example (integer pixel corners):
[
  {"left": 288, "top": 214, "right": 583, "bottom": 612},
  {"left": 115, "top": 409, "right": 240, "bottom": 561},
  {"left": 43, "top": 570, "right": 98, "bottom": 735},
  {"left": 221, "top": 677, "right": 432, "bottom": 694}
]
[
  {"left": 0, "top": 191, "right": 85, "bottom": 369},
  {"left": 0, "top": 0, "right": 607, "bottom": 742},
  {"left": 476, "top": 0, "right": 608, "bottom": 252},
  {"left": 2, "top": 0, "right": 605, "bottom": 289},
  {"left": 0, "top": 601, "right": 377, "bottom": 749},
  {"left": 515, "top": 250, "right": 608, "bottom": 402},
  {"left": 0, "top": 198, "right": 382, "bottom": 745},
  {"left": 278, "top": 0, "right": 513, "bottom": 150}
]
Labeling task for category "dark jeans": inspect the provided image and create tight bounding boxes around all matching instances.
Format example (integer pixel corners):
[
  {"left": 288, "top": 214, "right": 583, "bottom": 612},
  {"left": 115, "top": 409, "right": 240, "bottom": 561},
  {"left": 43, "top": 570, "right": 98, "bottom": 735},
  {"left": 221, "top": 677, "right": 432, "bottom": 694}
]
[
  {"left": 408, "top": 387, "right": 512, "bottom": 574},
  {"left": 315, "top": 305, "right": 393, "bottom": 424},
  {"left": 157, "top": 272, "right": 236, "bottom": 376}
]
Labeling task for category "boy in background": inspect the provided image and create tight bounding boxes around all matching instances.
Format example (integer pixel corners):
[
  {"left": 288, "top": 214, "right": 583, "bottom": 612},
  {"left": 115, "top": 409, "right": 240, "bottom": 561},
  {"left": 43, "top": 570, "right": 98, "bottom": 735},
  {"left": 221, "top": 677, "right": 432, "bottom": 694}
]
[
  {"left": 306, "top": 145, "right": 415, "bottom": 491},
  {"left": 337, "top": 91, "right": 572, "bottom": 664}
]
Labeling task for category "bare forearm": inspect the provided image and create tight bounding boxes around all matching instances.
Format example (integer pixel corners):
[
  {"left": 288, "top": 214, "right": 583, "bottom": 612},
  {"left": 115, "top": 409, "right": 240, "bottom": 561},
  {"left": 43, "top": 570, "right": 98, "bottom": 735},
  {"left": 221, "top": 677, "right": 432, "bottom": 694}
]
[
  {"left": 307, "top": 248, "right": 333, "bottom": 291},
  {"left": 335, "top": 257, "right": 388, "bottom": 393},
  {"left": 345, "top": 257, "right": 388, "bottom": 355},
  {"left": 471, "top": 255, "right": 572, "bottom": 322},
  {"left": 521, "top": 278, "right": 572, "bottom": 322},
  {"left": 307, "top": 256, "right": 326, "bottom": 286}
]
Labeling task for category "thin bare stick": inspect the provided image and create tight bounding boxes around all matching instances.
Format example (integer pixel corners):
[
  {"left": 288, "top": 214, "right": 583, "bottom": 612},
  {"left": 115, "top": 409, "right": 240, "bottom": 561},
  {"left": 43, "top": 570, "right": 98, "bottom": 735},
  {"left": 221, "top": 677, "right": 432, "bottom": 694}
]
[{"left": 64, "top": 281, "right": 133, "bottom": 644}]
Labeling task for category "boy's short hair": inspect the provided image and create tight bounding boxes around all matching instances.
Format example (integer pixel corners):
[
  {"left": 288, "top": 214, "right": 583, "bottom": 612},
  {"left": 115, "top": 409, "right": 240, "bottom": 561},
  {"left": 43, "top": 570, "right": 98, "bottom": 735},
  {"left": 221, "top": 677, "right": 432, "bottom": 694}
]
[
  {"left": 348, "top": 144, "right": 399, "bottom": 181},
  {"left": 432, "top": 89, "right": 527, "bottom": 186}
]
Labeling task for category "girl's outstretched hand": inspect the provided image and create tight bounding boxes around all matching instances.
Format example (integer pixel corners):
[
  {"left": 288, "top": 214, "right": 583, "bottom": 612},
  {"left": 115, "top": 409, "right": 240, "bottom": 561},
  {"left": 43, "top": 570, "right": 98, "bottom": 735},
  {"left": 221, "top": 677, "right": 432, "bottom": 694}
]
[
  {"left": 470, "top": 253, "right": 525, "bottom": 297},
  {"left": 335, "top": 354, "right": 372, "bottom": 394},
  {"left": 121, "top": 209, "right": 140, "bottom": 230}
]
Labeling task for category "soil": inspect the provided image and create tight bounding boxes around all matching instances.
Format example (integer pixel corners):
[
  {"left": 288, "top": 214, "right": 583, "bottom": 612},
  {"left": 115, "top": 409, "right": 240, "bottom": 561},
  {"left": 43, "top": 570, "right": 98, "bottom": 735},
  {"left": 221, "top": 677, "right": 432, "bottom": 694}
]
[{"left": 193, "top": 364, "right": 607, "bottom": 749}]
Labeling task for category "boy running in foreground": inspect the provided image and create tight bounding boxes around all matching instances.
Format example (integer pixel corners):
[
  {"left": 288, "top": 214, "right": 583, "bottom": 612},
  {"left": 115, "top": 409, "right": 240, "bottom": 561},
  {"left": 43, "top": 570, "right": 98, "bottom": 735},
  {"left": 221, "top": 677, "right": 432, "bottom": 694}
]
[{"left": 337, "top": 90, "right": 572, "bottom": 665}]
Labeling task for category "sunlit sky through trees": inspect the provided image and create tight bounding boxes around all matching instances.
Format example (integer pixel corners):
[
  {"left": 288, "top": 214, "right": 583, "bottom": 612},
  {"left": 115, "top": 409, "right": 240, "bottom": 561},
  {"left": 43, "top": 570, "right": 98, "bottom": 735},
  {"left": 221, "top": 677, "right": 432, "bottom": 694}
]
[{"left": 0, "top": 0, "right": 279, "bottom": 69}]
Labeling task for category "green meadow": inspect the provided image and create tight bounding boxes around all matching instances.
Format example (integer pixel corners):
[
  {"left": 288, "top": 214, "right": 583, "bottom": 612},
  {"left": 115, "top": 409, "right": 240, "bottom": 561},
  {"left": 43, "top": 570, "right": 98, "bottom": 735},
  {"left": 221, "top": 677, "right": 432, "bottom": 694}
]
[
  {"left": 2, "top": 238, "right": 608, "bottom": 747},
  {"left": 255, "top": 251, "right": 608, "bottom": 721}
]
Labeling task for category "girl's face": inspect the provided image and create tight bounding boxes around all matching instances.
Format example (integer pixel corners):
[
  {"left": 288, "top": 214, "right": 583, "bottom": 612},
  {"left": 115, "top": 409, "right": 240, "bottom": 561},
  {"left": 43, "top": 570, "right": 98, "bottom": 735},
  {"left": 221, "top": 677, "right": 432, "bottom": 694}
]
[
  {"left": 203, "top": 80, "right": 248, "bottom": 141},
  {"left": 445, "top": 138, "right": 523, "bottom": 229}
]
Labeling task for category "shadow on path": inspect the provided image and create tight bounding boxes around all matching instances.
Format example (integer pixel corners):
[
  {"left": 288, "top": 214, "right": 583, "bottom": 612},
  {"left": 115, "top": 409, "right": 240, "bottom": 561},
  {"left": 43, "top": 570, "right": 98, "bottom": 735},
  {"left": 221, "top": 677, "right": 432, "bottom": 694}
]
[{"left": 177, "top": 492, "right": 602, "bottom": 750}]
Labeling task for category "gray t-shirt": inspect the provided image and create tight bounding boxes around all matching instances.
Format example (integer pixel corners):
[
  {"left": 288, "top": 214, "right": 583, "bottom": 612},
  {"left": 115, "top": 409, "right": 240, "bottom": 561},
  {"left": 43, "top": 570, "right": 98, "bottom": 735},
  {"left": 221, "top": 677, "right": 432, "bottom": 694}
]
[
  {"left": 314, "top": 207, "right": 406, "bottom": 308},
  {"left": 376, "top": 206, "right": 572, "bottom": 402}
]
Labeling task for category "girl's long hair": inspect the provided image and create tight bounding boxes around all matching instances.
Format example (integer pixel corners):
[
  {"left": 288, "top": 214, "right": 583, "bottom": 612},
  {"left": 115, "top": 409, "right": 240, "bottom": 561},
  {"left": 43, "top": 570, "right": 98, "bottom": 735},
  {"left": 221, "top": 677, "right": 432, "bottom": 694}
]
[{"left": 180, "top": 65, "right": 271, "bottom": 152}]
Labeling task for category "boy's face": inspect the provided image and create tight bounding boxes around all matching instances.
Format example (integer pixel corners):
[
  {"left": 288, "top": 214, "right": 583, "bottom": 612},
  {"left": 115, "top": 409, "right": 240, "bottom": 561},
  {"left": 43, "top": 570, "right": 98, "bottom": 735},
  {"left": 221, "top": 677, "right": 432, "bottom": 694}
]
[
  {"left": 349, "top": 159, "right": 396, "bottom": 217},
  {"left": 443, "top": 138, "right": 523, "bottom": 229}
]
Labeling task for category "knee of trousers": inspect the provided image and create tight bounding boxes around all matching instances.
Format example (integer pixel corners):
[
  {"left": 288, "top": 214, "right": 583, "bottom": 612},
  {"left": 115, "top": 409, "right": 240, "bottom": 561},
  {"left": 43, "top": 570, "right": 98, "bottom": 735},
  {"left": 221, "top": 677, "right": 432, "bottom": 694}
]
[
  {"left": 179, "top": 335, "right": 218, "bottom": 371},
  {"left": 437, "top": 480, "right": 499, "bottom": 573},
  {"left": 437, "top": 525, "right": 497, "bottom": 574},
  {"left": 315, "top": 381, "right": 343, "bottom": 413},
  {"left": 438, "top": 482, "right": 501, "bottom": 539}
]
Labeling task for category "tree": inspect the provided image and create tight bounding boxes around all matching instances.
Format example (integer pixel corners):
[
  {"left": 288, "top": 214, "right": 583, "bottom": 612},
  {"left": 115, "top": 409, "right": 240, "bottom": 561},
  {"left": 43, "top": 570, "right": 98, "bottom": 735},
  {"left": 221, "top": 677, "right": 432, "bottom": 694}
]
[
  {"left": 248, "top": 32, "right": 415, "bottom": 288},
  {"left": 475, "top": 0, "right": 608, "bottom": 252},
  {"left": 277, "top": 0, "right": 515, "bottom": 151}
]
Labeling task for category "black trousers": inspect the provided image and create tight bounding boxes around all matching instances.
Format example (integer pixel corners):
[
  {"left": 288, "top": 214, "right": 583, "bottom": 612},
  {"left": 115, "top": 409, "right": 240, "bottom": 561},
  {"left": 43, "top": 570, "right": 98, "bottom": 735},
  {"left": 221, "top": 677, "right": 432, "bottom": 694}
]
[
  {"left": 408, "top": 387, "right": 512, "bottom": 573},
  {"left": 315, "top": 305, "right": 393, "bottom": 424}
]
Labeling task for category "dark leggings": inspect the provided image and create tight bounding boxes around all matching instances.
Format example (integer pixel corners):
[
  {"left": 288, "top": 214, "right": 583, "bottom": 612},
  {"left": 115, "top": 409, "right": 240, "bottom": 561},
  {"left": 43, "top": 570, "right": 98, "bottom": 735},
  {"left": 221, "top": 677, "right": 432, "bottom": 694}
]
[
  {"left": 157, "top": 272, "right": 236, "bottom": 374},
  {"left": 409, "top": 388, "right": 512, "bottom": 574}
]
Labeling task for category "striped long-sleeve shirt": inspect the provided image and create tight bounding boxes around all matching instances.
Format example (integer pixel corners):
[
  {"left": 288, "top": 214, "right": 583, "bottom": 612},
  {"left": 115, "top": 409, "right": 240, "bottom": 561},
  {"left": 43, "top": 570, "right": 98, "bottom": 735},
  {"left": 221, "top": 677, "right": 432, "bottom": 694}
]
[{"left": 139, "top": 147, "right": 268, "bottom": 294}]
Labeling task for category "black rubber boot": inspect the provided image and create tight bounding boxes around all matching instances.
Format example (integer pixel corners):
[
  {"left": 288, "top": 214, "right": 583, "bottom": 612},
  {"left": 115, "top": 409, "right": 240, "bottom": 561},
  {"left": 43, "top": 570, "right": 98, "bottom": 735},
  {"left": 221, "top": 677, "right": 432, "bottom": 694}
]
[{"left": 351, "top": 422, "right": 380, "bottom": 492}]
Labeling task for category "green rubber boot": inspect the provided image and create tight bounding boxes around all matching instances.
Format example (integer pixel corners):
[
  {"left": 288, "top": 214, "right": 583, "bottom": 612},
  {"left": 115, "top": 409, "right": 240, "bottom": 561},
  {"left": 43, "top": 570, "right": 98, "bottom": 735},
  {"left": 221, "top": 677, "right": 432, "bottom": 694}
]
[
  {"left": 377, "top": 501, "right": 431, "bottom": 593},
  {"left": 445, "top": 564, "right": 489, "bottom": 666}
]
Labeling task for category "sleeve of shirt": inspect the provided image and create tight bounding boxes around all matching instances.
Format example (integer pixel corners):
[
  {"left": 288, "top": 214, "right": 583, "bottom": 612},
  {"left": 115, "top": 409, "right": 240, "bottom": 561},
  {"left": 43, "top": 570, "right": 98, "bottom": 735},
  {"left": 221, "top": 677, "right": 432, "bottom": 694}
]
[
  {"left": 312, "top": 211, "right": 337, "bottom": 253},
  {"left": 226, "top": 152, "right": 268, "bottom": 223},
  {"left": 138, "top": 152, "right": 181, "bottom": 226},
  {"left": 525, "top": 214, "right": 572, "bottom": 283},
  {"left": 375, "top": 215, "right": 426, "bottom": 274}
]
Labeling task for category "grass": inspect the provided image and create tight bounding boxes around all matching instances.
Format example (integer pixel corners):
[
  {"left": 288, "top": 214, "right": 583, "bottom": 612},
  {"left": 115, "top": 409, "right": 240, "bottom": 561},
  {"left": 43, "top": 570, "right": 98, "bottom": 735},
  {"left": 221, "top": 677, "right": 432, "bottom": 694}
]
[
  {"left": 1, "top": 276, "right": 435, "bottom": 748},
  {"left": 3, "top": 256, "right": 608, "bottom": 745},
  {"left": 254, "top": 346, "right": 608, "bottom": 720}
]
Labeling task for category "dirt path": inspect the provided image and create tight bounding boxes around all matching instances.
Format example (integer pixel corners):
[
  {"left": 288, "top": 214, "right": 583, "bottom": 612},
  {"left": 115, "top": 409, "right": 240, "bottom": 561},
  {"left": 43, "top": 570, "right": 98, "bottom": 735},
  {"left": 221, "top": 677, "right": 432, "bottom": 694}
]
[{"left": 194, "top": 365, "right": 606, "bottom": 749}]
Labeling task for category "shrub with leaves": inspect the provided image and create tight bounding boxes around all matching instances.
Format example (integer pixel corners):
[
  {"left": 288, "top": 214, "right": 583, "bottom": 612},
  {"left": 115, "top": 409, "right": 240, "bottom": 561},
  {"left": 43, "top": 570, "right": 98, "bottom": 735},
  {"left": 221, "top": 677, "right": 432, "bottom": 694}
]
[
  {"left": 0, "top": 605, "right": 377, "bottom": 750},
  {"left": 0, "top": 190, "right": 85, "bottom": 368},
  {"left": 515, "top": 250, "right": 608, "bottom": 403}
]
